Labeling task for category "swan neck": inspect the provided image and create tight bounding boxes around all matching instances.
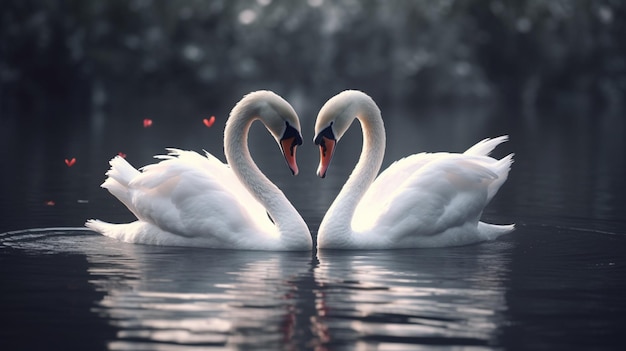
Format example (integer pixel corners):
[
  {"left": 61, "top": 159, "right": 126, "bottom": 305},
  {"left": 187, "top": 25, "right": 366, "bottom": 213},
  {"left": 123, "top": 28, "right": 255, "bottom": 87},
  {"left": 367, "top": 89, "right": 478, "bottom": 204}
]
[
  {"left": 320, "top": 103, "right": 385, "bottom": 246},
  {"left": 224, "top": 107, "right": 309, "bottom": 249}
]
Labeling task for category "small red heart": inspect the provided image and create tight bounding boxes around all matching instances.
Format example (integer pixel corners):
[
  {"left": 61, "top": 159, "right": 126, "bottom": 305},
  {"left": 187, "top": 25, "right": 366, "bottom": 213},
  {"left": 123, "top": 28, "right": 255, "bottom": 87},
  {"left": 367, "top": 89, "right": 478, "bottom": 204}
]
[
  {"left": 118, "top": 152, "right": 127, "bottom": 158},
  {"left": 65, "top": 158, "right": 76, "bottom": 167},
  {"left": 45, "top": 200, "right": 56, "bottom": 206},
  {"left": 143, "top": 118, "right": 153, "bottom": 128},
  {"left": 203, "top": 116, "right": 216, "bottom": 128}
]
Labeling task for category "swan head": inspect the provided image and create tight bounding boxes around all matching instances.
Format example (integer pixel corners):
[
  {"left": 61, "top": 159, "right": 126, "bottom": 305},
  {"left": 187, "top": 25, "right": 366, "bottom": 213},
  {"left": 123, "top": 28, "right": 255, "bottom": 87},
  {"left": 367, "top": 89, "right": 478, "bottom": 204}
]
[
  {"left": 235, "top": 91, "right": 304, "bottom": 175},
  {"left": 313, "top": 90, "right": 376, "bottom": 178}
]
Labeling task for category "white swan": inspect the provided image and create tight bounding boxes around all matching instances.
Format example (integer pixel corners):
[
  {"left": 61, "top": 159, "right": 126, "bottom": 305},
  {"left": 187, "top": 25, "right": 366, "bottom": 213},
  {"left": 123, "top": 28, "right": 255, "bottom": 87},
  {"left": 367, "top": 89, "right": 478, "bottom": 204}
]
[
  {"left": 86, "top": 91, "right": 312, "bottom": 251},
  {"left": 313, "top": 90, "right": 514, "bottom": 249}
]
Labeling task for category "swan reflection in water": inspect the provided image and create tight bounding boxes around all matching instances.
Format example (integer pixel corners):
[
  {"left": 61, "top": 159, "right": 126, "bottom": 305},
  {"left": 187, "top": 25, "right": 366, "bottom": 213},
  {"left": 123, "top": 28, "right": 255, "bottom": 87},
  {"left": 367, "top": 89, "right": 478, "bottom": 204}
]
[
  {"left": 81, "top": 234, "right": 511, "bottom": 350},
  {"left": 312, "top": 245, "right": 511, "bottom": 349},
  {"left": 82, "top": 238, "right": 314, "bottom": 350}
]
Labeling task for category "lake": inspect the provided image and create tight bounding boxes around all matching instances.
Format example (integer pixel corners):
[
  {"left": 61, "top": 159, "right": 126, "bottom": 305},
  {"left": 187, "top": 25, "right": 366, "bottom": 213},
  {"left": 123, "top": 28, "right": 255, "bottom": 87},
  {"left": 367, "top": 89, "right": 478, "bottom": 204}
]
[
  {"left": 2, "top": 1, "right": 626, "bottom": 348},
  {"left": 2, "top": 94, "right": 625, "bottom": 350}
]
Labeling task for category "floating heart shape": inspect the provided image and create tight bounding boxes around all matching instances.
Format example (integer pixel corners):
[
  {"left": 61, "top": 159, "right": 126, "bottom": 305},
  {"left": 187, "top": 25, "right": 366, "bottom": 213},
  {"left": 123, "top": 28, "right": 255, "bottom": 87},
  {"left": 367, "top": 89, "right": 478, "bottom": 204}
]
[
  {"left": 118, "top": 152, "right": 127, "bottom": 158},
  {"left": 65, "top": 158, "right": 76, "bottom": 167},
  {"left": 203, "top": 116, "right": 216, "bottom": 128},
  {"left": 143, "top": 118, "right": 153, "bottom": 128},
  {"left": 45, "top": 200, "right": 55, "bottom": 206}
]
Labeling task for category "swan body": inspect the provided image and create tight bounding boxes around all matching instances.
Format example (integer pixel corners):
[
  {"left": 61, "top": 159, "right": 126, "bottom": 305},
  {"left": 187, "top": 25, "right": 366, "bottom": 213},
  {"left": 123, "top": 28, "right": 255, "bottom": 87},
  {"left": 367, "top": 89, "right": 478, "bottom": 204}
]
[
  {"left": 86, "top": 91, "right": 312, "bottom": 251},
  {"left": 313, "top": 90, "right": 514, "bottom": 249}
]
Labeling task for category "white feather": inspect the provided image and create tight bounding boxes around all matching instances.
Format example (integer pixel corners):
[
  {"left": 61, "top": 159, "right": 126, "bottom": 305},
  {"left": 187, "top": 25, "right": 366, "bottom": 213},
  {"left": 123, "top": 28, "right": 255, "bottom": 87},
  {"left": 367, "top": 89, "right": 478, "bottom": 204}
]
[
  {"left": 86, "top": 91, "right": 311, "bottom": 251},
  {"left": 316, "top": 91, "right": 514, "bottom": 249}
]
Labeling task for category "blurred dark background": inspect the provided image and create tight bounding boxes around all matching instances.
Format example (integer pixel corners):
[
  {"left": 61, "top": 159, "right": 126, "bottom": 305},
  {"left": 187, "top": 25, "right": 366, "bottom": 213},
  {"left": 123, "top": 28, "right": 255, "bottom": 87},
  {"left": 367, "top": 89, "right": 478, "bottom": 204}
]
[
  {"left": 1, "top": 0, "right": 625, "bottom": 232},
  {"left": 2, "top": 4, "right": 626, "bottom": 350},
  {"left": 2, "top": 0, "right": 625, "bottom": 111}
]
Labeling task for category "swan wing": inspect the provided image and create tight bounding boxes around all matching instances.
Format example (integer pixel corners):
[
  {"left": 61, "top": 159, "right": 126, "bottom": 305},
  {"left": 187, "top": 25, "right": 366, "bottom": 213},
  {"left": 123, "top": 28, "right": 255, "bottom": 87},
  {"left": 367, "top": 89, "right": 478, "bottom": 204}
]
[
  {"left": 353, "top": 153, "right": 510, "bottom": 238},
  {"left": 103, "top": 150, "right": 275, "bottom": 243},
  {"left": 462, "top": 135, "right": 513, "bottom": 201},
  {"left": 354, "top": 152, "right": 434, "bottom": 220},
  {"left": 357, "top": 135, "right": 511, "bottom": 215}
]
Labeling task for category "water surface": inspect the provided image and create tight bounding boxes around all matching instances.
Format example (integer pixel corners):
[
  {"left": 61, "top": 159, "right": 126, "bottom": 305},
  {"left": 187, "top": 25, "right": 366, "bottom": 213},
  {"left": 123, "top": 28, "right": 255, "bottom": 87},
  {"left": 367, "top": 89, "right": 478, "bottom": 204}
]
[
  {"left": 2, "top": 219, "right": 626, "bottom": 350},
  {"left": 2, "top": 96, "right": 626, "bottom": 350},
  {"left": 3, "top": 1, "right": 626, "bottom": 349}
]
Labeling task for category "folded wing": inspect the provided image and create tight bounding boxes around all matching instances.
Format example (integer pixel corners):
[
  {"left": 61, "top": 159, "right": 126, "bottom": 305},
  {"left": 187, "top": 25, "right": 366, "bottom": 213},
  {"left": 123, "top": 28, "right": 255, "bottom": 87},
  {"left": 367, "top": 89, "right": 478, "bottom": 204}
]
[
  {"left": 100, "top": 150, "right": 276, "bottom": 243},
  {"left": 353, "top": 137, "right": 513, "bottom": 239}
]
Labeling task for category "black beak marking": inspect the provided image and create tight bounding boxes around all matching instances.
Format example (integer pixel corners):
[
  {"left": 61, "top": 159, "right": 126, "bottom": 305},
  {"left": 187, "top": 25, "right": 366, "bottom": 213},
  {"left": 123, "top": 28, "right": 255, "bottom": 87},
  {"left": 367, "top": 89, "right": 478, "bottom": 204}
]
[
  {"left": 314, "top": 123, "right": 335, "bottom": 156},
  {"left": 281, "top": 121, "right": 302, "bottom": 156}
]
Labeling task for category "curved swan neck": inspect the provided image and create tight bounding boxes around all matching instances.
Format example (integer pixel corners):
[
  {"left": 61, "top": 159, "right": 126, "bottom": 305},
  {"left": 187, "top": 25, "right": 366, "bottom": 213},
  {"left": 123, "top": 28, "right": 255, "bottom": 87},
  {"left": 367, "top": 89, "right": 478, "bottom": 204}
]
[
  {"left": 224, "top": 95, "right": 310, "bottom": 249},
  {"left": 319, "top": 95, "right": 386, "bottom": 247}
]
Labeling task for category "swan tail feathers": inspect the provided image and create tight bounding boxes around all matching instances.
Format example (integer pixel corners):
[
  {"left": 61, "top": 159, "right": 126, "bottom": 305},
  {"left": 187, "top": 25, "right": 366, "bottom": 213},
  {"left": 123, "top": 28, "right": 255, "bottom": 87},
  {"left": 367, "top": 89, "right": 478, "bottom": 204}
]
[
  {"left": 478, "top": 222, "right": 515, "bottom": 241},
  {"left": 105, "top": 156, "right": 140, "bottom": 187},
  {"left": 494, "top": 153, "right": 514, "bottom": 179},
  {"left": 464, "top": 135, "right": 509, "bottom": 156},
  {"left": 487, "top": 153, "right": 514, "bottom": 201},
  {"left": 100, "top": 156, "right": 143, "bottom": 219},
  {"left": 87, "top": 219, "right": 205, "bottom": 247},
  {"left": 85, "top": 219, "right": 123, "bottom": 239},
  {"left": 101, "top": 177, "right": 134, "bottom": 209},
  {"left": 85, "top": 218, "right": 108, "bottom": 231},
  {"left": 85, "top": 219, "right": 161, "bottom": 244}
]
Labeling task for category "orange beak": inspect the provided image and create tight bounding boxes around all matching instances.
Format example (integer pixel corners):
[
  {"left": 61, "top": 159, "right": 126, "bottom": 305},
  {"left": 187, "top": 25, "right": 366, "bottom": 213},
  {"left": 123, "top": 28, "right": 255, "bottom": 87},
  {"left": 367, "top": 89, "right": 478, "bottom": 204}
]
[
  {"left": 317, "top": 136, "right": 336, "bottom": 178},
  {"left": 281, "top": 137, "right": 299, "bottom": 175}
]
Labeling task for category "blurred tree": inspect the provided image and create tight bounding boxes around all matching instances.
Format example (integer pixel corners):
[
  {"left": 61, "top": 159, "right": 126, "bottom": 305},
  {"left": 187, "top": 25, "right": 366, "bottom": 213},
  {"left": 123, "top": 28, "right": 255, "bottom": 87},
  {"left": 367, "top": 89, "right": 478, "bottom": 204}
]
[{"left": 1, "top": 0, "right": 624, "bottom": 115}]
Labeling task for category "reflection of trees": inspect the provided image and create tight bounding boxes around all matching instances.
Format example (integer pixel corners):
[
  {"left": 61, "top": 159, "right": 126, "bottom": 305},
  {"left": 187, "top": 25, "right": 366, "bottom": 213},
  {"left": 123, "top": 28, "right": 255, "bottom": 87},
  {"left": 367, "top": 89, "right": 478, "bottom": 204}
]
[{"left": 2, "top": 0, "right": 623, "bottom": 109}]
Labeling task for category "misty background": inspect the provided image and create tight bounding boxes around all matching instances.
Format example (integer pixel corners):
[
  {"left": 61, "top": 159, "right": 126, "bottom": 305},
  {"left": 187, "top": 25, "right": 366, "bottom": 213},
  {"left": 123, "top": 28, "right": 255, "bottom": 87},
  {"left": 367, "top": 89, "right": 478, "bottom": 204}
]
[{"left": 1, "top": 0, "right": 625, "bottom": 232}]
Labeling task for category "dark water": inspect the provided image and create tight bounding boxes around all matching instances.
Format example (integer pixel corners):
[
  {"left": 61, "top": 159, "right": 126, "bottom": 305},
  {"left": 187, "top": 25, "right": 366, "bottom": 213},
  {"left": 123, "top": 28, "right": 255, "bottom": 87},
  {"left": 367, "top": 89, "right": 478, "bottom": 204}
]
[
  {"left": 2, "top": 1, "right": 626, "bottom": 350},
  {"left": 2, "top": 226, "right": 626, "bottom": 350},
  {"left": 2, "top": 99, "right": 626, "bottom": 350}
]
